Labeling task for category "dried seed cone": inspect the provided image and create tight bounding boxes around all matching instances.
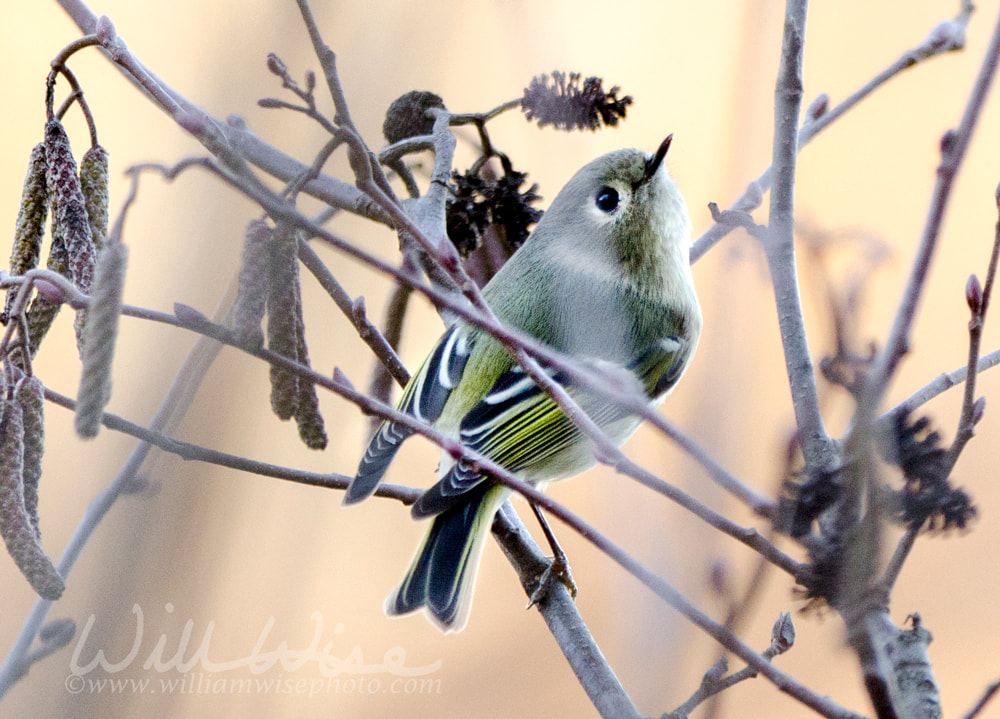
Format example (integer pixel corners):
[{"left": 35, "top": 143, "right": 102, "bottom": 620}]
[
  {"left": 266, "top": 225, "right": 301, "bottom": 421},
  {"left": 232, "top": 219, "right": 271, "bottom": 347},
  {"left": 6, "top": 143, "right": 50, "bottom": 318},
  {"left": 75, "top": 242, "right": 128, "bottom": 438},
  {"left": 0, "top": 398, "right": 64, "bottom": 600},
  {"left": 15, "top": 376, "right": 45, "bottom": 539},
  {"left": 80, "top": 145, "right": 110, "bottom": 253}
]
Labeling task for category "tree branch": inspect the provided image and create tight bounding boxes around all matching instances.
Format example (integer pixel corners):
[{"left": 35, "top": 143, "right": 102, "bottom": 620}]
[
  {"left": 142, "top": 155, "right": 777, "bottom": 528},
  {"left": 862, "top": 3, "right": 1000, "bottom": 409},
  {"left": 135, "top": 300, "right": 846, "bottom": 713},
  {"left": 493, "top": 505, "right": 642, "bottom": 719},
  {"left": 692, "top": 1, "right": 974, "bottom": 263},
  {"left": 764, "top": 0, "right": 837, "bottom": 474},
  {"left": 878, "top": 346, "right": 1000, "bottom": 427},
  {"left": 55, "top": 1, "right": 392, "bottom": 225}
]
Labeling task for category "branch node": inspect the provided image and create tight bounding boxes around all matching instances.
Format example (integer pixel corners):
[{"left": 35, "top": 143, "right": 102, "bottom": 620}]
[{"left": 707, "top": 202, "right": 767, "bottom": 238}]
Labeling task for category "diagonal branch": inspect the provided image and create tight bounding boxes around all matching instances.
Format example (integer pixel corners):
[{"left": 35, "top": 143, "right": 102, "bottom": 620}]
[
  {"left": 56, "top": 0, "right": 391, "bottom": 225},
  {"left": 692, "top": 0, "right": 974, "bottom": 263},
  {"left": 125, "top": 303, "right": 858, "bottom": 719},
  {"left": 862, "top": 4, "right": 1000, "bottom": 410},
  {"left": 878, "top": 346, "right": 1000, "bottom": 426}
]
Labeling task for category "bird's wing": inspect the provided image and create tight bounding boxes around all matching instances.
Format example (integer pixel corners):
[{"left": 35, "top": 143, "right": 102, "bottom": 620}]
[
  {"left": 345, "top": 324, "right": 475, "bottom": 504},
  {"left": 410, "top": 335, "right": 690, "bottom": 518},
  {"left": 631, "top": 336, "right": 691, "bottom": 399}
]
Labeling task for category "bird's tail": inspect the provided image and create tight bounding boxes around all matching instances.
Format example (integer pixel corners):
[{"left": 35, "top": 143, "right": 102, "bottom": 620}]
[{"left": 385, "top": 486, "right": 507, "bottom": 633}]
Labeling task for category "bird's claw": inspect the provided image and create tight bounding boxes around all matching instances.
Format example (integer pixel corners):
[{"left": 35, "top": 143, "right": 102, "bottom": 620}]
[{"left": 527, "top": 554, "right": 578, "bottom": 609}]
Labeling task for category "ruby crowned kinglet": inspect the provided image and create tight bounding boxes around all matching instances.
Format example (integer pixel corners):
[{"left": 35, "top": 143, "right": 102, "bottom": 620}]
[{"left": 345, "top": 136, "right": 702, "bottom": 632}]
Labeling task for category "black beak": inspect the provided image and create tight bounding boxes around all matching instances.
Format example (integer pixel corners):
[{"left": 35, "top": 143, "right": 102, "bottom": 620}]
[{"left": 641, "top": 134, "right": 673, "bottom": 185}]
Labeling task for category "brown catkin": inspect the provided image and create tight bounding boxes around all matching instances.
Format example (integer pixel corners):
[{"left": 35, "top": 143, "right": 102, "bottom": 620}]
[
  {"left": 45, "top": 120, "right": 96, "bottom": 294},
  {"left": 24, "top": 296, "right": 62, "bottom": 358},
  {"left": 45, "top": 120, "right": 97, "bottom": 352},
  {"left": 15, "top": 376, "right": 45, "bottom": 539},
  {"left": 75, "top": 242, "right": 128, "bottom": 438},
  {"left": 24, "top": 200, "right": 70, "bottom": 355},
  {"left": 6, "top": 143, "right": 50, "bottom": 318},
  {"left": 24, "top": 121, "right": 93, "bottom": 356},
  {"left": 232, "top": 219, "right": 271, "bottom": 347},
  {"left": 291, "top": 276, "right": 327, "bottom": 450},
  {"left": 0, "top": 398, "right": 64, "bottom": 600},
  {"left": 266, "top": 225, "right": 301, "bottom": 421},
  {"left": 80, "top": 145, "right": 110, "bottom": 253}
]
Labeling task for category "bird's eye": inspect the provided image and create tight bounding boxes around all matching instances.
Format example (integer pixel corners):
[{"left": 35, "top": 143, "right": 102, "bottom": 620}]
[{"left": 595, "top": 186, "right": 619, "bottom": 213}]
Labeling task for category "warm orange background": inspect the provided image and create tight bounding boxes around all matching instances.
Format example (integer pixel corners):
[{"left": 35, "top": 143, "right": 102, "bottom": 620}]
[{"left": 2, "top": 2, "right": 1000, "bottom": 718}]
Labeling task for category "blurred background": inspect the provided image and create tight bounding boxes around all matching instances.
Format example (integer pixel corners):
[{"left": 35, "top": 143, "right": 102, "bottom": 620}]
[{"left": 2, "top": 1, "right": 999, "bottom": 717}]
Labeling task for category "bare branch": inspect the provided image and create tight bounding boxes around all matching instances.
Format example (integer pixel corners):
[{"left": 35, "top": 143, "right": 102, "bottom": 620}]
[
  {"left": 692, "top": 2, "right": 975, "bottom": 262},
  {"left": 165, "top": 314, "right": 848, "bottom": 715},
  {"left": 862, "top": 5, "right": 1000, "bottom": 409},
  {"left": 42, "top": 386, "right": 420, "bottom": 502},
  {"left": 879, "top": 347, "right": 1000, "bottom": 423},
  {"left": 296, "top": 240, "right": 410, "bottom": 388},
  {"left": 493, "top": 505, "right": 642, "bottom": 719},
  {"left": 875, "top": 191, "right": 1000, "bottom": 597},
  {"left": 946, "top": 194, "right": 1000, "bottom": 463},
  {"left": 764, "top": 0, "right": 837, "bottom": 474},
  {"left": 667, "top": 613, "right": 796, "bottom": 719},
  {"left": 141, "top": 155, "right": 776, "bottom": 525},
  {"left": 962, "top": 678, "right": 1000, "bottom": 719},
  {"left": 55, "top": 1, "right": 391, "bottom": 224}
]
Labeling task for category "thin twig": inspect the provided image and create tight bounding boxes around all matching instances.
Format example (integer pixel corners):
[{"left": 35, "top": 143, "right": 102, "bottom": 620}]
[
  {"left": 366, "top": 265, "right": 415, "bottom": 420},
  {"left": 668, "top": 614, "right": 794, "bottom": 719},
  {"left": 139, "top": 156, "right": 777, "bottom": 524},
  {"left": 878, "top": 525, "right": 919, "bottom": 594},
  {"left": 0, "top": 282, "right": 233, "bottom": 695},
  {"left": 862, "top": 4, "right": 1000, "bottom": 410},
  {"left": 155, "top": 305, "right": 858, "bottom": 718},
  {"left": 46, "top": 64, "right": 98, "bottom": 147},
  {"left": 946, "top": 193, "right": 1000, "bottom": 464},
  {"left": 448, "top": 98, "right": 523, "bottom": 125},
  {"left": 691, "top": 1, "right": 974, "bottom": 263},
  {"left": 294, "top": 0, "right": 402, "bottom": 216},
  {"left": 878, "top": 189, "right": 1000, "bottom": 596},
  {"left": 40, "top": 387, "right": 421, "bottom": 503},
  {"left": 289, "top": 227, "right": 411, "bottom": 387},
  {"left": 55, "top": 2, "right": 391, "bottom": 224},
  {"left": 859, "top": 5, "right": 1000, "bottom": 601},
  {"left": 878, "top": 347, "right": 1000, "bottom": 425},
  {"left": 962, "top": 678, "right": 1000, "bottom": 719}
]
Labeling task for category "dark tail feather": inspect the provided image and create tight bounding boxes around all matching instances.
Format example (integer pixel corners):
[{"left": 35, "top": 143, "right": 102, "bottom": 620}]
[
  {"left": 385, "top": 487, "right": 504, "bottom": 632},
  {"left": 344, "top": 421, "right": 413, "bottom": 505}
]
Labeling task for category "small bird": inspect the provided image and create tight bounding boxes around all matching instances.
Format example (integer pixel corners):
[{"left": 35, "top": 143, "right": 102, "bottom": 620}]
[{"left": 345, "top": 136, "right": 702, "bottom": 632}]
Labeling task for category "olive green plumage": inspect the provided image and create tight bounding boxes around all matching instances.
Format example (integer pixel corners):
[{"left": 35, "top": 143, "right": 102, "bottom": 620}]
[{"left": 348, "top": 138, "right": 701, "bottom": 632}]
